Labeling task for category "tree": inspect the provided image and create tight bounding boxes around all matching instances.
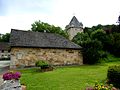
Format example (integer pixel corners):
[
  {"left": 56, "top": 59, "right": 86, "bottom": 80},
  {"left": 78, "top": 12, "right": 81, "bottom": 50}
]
[
  {"left": 0, "top": 33, "right": 10, "bottom": 42},
  {"left": 31, "top": 20, "right": 69, "bottom": 38},
  {"left": 111, "top": 33, "right": 120, "bottom": 57},
  {"left": 73, "top": 32, "right": 104, "bottom": 64},
  {"left": 72, "top": 32, "right": 89, "bottom": 45},
  {"left": 82, "top": 39, "right": 103, "bottom": 64},
  {"left": 90, "top": 29, "right": 106, "bottom": 40}
]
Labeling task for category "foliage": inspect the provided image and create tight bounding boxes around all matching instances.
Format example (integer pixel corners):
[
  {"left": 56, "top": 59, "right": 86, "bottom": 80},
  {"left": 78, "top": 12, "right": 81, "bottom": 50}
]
[
  {"left": 90, "top": 30, "right": 120, "bottom": 57},
  {"left": 84, "top": 24, "right": 120, "bottom": 34},
  {"left": 82, "top": 39, "right": 103, "bottom": 64},
  {"left": 74, "top": 24, "right": 120, "bottom": 63},
  {"left": 107, "top": 65, "right": 120, "bottom": 88},
  {"left": 86, "top": 82, "right": 116, "bottom": 90},
  {"left": 31, "top": 20, "right": 69, "bottom": 38},
  {"left": 72, "top": 32, "right": 89, "bottom": 45},
  {"left": 72, "top": 32, "right": 104, "bottom": 64},
  {"left": 90, "top": 29, "right": 114, "bottom": 51},
  {"left": 0, "top": 33, "right": 10, "bottom": 42},
  {"left": 35, "top": 60, "right": 49, "bottom": 69},
  {"left": 111, "top": 33, "right": 120, "bottom": 57},
  {"left": 3, "top": 71, "right": 21, "bottom": 80},
  {"left": 90, "top": 29, "right": 106, "bottom": 41}
]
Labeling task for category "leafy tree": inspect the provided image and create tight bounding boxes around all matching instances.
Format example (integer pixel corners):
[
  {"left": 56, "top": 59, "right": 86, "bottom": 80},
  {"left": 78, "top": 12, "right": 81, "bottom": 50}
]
[
  {"left": 31, "top": 20, "right": 69, "bottom": 38},
  {"left": 90, "top": 29, "right": 112, "bottom": 50},
  {"left": 90, "top": 29, "right": 106, "bottom": 40},
  {"left": 72, "top": 32, "right": 89, "bottom": 45},
  {"left": 0, "top": 33, "right": 10, "bottom": 42},
  {"left": 82, "top": 39, "right": 103, "bottom": 64},
  {"left": 73, "top": 32, "right": 104, "bottom": 64},
  {"left": 111, "top": 33, "right": 120, "bottom": 56}
]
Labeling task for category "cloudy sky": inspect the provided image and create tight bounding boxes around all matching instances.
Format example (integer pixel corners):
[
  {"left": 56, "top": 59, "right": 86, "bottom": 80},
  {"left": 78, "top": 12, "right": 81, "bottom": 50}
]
[{"left": 0, "top": 0, "right": 120, "bottom": 34}]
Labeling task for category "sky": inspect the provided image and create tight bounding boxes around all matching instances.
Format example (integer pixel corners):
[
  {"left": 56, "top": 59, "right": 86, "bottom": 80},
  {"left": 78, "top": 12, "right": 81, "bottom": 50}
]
[{"left": 0, "top": 0, "right": 120, "bottom": 34}]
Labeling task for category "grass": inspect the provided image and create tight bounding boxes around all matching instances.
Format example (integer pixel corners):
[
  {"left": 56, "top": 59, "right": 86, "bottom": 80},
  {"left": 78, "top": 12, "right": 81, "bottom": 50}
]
[{"left": 19, "top": 58, "right": 120, "bottom": 90}]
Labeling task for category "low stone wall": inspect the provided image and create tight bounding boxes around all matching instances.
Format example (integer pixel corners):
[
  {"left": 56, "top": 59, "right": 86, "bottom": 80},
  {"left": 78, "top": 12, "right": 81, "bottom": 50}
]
[{"left": 10, "top": 47, "right": 83, "bottom": 69}]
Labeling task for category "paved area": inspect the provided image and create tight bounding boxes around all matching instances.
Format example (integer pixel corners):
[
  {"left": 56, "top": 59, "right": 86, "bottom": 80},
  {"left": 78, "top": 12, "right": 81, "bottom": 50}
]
[
  {"left": 0, "top": 75, "right": 3, "bottom": 85},
  {"left": 0, "top": 61, "right": 10, "bottom": 85},
  {"left": 0, "top": 61, "right": 10, "bottom": 68}
]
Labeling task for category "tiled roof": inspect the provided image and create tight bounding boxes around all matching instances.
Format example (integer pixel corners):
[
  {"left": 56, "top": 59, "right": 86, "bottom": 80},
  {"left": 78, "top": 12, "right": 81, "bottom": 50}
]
[{"left": 10, "top": 29, "right": 82, "bottom": 49}]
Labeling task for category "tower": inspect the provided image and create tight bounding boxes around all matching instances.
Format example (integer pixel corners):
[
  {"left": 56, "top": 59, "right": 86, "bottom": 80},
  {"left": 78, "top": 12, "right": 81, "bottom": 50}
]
[{"left": 65, "top": 16, "right": 83, "bottom": 40}]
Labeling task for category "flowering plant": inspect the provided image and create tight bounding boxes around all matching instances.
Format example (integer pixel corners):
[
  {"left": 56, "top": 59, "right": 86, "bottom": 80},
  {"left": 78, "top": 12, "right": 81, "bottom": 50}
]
[
  {"left": 86, "top": 82, "right": 117, "bottom": 90},
  {"left": 3, "top": 71, "right": 21, "bottom": 80}
]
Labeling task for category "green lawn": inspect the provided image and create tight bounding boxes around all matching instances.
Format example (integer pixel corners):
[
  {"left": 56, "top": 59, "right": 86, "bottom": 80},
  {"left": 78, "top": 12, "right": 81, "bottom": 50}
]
[{"left": 19, "top": 60, "right": 120, "bottom": 90}]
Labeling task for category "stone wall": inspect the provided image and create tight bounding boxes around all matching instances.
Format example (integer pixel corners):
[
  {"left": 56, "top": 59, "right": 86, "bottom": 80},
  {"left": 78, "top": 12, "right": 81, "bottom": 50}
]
[
  {"left": 67, "top": 28, "right": 83, "bottom": 40},
  {"left": 10, "top": 47, "right": 83, "bottom": 69}
]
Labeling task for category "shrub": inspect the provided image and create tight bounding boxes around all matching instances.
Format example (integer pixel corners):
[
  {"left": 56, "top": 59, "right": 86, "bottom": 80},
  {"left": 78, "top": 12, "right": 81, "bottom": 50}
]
[
  {"left": 35, "top": 60, "right": 49, "bottom": 69},
  {"left": 82, "top": 39, "right": 103, "bottom": 64},
  {"left": 107, "top": 65, "right": 120, "bottom": 88}
]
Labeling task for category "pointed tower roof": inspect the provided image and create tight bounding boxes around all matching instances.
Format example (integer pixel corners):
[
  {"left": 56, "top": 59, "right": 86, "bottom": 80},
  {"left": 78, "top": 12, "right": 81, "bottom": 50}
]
[{"left": 66, "top": 16, "right": 83, "bottom": 29}]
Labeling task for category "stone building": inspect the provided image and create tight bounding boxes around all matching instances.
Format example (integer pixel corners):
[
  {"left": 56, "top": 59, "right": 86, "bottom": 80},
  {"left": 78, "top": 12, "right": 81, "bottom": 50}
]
[
  {"left": 66, "top": 16, "right": 83, "bottom": 40},
  {"left": 0, "top": 42, "right": 10, "bottom": 60},
  {"left": 10, "top": 29, "right": 83, "bottom": 69}
]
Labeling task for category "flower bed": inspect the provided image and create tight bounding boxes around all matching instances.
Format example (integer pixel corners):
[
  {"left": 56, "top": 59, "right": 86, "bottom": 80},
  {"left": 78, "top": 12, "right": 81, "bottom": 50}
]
[
  {"left": 86, "top": 82, "right": 118, "bottom": 90},
  {"left": 0, "top": 71, "right": 27, "bottom": 90}
]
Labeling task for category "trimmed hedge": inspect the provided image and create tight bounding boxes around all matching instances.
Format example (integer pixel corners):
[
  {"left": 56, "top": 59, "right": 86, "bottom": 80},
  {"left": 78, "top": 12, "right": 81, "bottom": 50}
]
[{"left": 107, "top": 65, "right": 120, "bottom": 88}]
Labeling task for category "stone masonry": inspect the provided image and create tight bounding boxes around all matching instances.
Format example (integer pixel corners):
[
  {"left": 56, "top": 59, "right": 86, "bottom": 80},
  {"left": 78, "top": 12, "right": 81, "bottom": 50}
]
[
  {"left": 10, "top": 48, "right": 83, "bottom": 69},
  {"left": 67, "top": 28, "right": 83, "bottom": 40}
]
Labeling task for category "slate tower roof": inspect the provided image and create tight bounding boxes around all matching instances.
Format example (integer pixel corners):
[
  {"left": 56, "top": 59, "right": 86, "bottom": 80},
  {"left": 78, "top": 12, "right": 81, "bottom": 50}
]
[
  {"left": 10, "top": 29, "right": 82, "bottom": 49},
  {"left": 66, "top": 16, "right": 83, "bottom": 29}
]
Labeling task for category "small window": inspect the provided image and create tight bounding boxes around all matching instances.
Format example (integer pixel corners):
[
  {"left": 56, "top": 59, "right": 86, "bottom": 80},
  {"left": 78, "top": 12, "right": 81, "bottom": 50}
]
[{"left": 16, "top": 53, "right": 23, "bottom": 59}]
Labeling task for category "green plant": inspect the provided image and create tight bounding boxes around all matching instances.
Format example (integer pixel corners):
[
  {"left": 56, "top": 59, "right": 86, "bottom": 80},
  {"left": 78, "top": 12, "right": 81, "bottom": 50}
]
[
  {"left": 86, "top": 82, "right": 116, "bottom": 90},
  {"left": 94, "top": 82, "right": 114, "bottom": 90},
  {"left": 35, "top": 60, "right": 49, "bottom": 69},
  {"left": 107, "top": 65, "right": 120, "bottom": 88}
]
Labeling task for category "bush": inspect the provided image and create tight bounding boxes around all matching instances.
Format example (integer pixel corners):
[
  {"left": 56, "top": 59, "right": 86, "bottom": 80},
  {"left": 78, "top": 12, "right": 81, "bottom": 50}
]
[
  {"left": 82, "top": 39, "right": 103, "bottom": 64},
  {"left": 107, "top": 65, "right": 120, "bottom": 88},
  {"left": 35, "top": 60, "right": 49, "bottom": 69}
]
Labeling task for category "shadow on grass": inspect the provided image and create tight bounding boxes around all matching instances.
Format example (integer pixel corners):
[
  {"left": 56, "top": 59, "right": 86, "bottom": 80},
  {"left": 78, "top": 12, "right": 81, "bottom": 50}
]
[{"left": 17, "top": 67, "right": 42, "bottom": 74}]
